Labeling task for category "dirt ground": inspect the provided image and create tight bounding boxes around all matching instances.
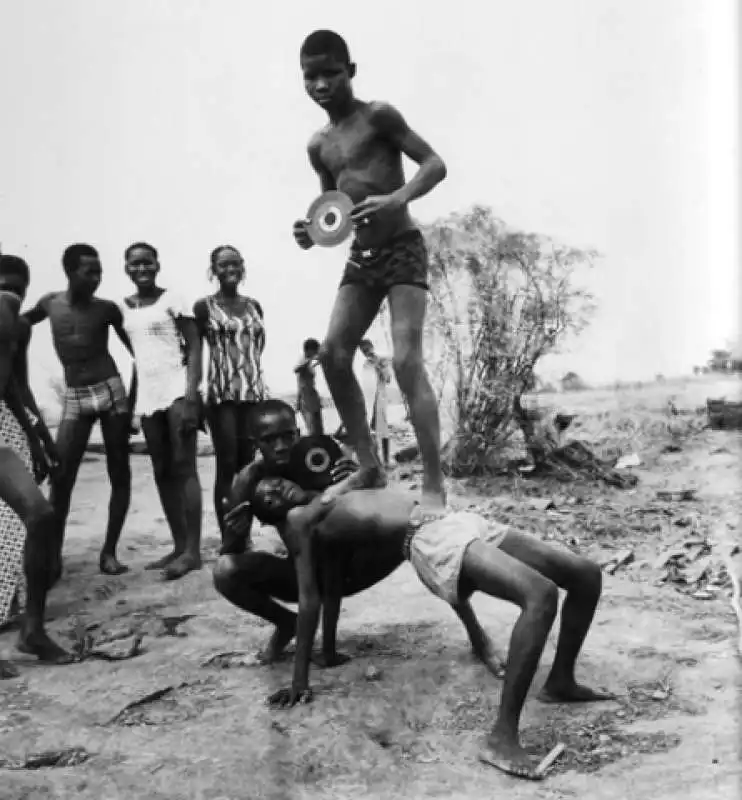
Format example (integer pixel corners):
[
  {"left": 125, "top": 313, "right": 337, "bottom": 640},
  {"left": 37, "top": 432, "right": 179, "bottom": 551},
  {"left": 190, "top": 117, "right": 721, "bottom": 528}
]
[{"left": 1, "top": 378, "right": 740, "bottom": 799}]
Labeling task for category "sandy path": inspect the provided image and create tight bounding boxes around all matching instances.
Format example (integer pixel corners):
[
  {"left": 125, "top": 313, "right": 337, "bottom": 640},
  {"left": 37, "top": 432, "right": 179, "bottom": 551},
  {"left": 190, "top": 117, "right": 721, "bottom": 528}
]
[{"left": 0, "top": 429, "right": 740, "bottom": 799}]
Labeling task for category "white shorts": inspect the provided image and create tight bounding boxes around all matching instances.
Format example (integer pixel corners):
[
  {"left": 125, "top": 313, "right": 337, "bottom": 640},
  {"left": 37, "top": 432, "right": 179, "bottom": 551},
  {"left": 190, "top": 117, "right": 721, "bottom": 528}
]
[{"left": 407, "top": 511, "right": 510, "bottom": 605}]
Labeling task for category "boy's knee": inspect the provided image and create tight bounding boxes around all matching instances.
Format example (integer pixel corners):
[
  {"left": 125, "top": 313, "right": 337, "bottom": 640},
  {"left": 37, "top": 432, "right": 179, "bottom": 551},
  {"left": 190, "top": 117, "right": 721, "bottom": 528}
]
[
  {"left": 528, "top": 575, "right": 559, "bottom": 619},
  {"left": 319, "top": 340, "right": 353, "bottom": 373},
  {"left": 392, "top": 348, "right": 424, "bottom": 385},
  {"left": 576, "top": 558, "right": 602, "bottom": 596},
  {"left": 213, "top": 555, "right": 239, "bottom": 590},
  {"left": 25, "top": 501, "right": 55, "bottom": 538},
  {"left": 108, "top": 459, "right": 132, "bottom": 486}
]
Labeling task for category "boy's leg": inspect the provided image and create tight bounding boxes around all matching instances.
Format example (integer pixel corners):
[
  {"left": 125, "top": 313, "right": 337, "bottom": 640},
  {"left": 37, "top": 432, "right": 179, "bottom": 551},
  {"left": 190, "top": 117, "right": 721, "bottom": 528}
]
[
  {"left": 98, "top": 411, "right": 132, "bottom": 574},
  {"left": 162, "top": 399, "right": 202, "bottom": 580},
  {"left": 206, "top": 402, "right": 239, "bottom": 538},
  {"left": 319, "top": 284, "right": 386, "bottom": 498},
  {"left": 459, "top": 539, "right": 559, "bottom": 779},
  {"left": 387, "top": 285, "right": 445, "bottom": 511},
  {"left": 49, "top": 414, "right": 95, "bottom": 577},
  {"left": 141, "top": 413, "right": 186, "bottom": 570},
  {"left": 213, "top": 551, "right": 298, "bottom": 663},
  {"left": 0, "top": 449, "right": 72, "bottom": 664},
  {"left": 498, "top": 531, "right": 613, "bottom": 703}
]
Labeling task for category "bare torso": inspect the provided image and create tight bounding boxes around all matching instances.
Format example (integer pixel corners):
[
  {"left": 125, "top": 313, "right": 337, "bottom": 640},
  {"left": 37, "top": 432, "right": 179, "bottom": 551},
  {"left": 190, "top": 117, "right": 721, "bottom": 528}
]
[
  {"left": 43, "top": 293, "right": 120, "bottom": 387},
  {"left": 312, "top": 101, "right": 416, "bottom": 250},
  {"left": 314, "top": 488, "right": 415, "bottom": 545}
]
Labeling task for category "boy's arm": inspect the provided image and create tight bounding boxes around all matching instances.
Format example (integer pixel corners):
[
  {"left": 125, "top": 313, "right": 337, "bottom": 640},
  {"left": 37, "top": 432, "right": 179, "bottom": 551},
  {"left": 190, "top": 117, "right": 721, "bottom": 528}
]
[
  {"left": 175, "top": 316, "right": 203, "bottom": 404},
  {"left": 21, "top": 293, "right": 52, "bottom": 327},
  {"left": 317, "top": 545, "right": 351, "bottom": 668},
  {"left": 108, "top": 302, "right": 138, "bottom": 419},
  {"left": 308, "top": 136, "right": 336, "bottom": 192},
  {"left": 270, "top": 506, "right": 322, "bottom": 707},
  {"left": 220, "top": 461, "right": 262, "bottom": 555},
  {"left": 352, "top": 103, "right": 447, "bottom": 221}
]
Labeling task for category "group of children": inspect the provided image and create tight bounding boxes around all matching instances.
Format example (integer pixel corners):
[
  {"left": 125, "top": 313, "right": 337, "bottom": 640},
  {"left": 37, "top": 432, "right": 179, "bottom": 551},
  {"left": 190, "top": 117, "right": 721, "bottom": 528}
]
[{"left": 0, "top": 28, "right": 613, "bottom": 782}]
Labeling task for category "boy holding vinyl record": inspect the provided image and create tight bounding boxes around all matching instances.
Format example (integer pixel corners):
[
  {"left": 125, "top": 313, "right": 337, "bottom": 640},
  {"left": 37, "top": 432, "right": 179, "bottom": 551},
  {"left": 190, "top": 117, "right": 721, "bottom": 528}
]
[
  {"left": 213, "top": 398, "right": 403, "bottom": 664},
  {"left": 292, "top": 29, "right": 447, "bottom": 515}
]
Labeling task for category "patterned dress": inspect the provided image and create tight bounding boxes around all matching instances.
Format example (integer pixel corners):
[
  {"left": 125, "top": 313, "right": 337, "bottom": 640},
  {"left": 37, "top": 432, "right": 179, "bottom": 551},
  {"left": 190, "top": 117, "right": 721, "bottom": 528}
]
[
  {"left": 203, "top": 296, "right": 265, "bottom": 405},
  {"left": 121, "top": 290, "right": 196, "bottom": 416},
  {"left": 0, "top": 401, "right": 31, "bottom": 625}
]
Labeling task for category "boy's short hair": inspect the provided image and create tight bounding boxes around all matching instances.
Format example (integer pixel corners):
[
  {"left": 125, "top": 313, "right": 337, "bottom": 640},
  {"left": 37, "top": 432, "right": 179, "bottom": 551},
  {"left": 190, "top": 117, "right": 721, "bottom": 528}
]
[
  {"left": 62, "top": 244, "right": 98, "bottom": 277},
  {"left": 251, "top": 398, "right": 297, "bottom": 431},
  {"left": 303, "top": 337, "right": 320, "bottom": 352},
  {"left": 300, "top": 30, "right": 351, "bottom": 65},
  {"left": 0, "top": 254, "right": 30, "bottom": 283},
  {"left": 125, "top": 241, "right": 158, "bottom": 261}
]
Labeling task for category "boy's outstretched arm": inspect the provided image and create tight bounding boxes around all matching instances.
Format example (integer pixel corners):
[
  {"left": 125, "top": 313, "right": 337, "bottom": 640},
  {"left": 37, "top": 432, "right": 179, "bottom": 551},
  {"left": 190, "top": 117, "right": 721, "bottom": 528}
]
[
  {"left": 352, "top": 103, "right": 447, "bottom": 222},
  {"left": 21, "top": 293, "right": 52, "bottom": 327}
]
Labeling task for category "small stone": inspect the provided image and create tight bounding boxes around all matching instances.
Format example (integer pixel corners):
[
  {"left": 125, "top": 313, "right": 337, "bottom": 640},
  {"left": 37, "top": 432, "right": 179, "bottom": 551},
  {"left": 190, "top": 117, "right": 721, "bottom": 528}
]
[
  {"left": 615, "top": 710, "right": 626, "bottom": 718},
  {"left": 365, "top": 665, "right": 382, "bottom": 681},
  {"left": 598, "top": 734, "right": 611, "bottom": 744},
  {"left": 651, "top": 690, "right": 668, "bottom": 701}
]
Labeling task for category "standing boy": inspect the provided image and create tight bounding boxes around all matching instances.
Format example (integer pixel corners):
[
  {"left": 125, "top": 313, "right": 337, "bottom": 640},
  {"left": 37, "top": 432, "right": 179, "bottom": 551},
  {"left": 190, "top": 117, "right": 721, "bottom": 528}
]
[
  {"left": 294, "top": 338, "right": 324, "bottom": 435},
  {"left": 23, "top": 244, "right": 135, "bottom": 576},
  {"left": 292, "top": 30, "right": 447, "bottom": 513}
]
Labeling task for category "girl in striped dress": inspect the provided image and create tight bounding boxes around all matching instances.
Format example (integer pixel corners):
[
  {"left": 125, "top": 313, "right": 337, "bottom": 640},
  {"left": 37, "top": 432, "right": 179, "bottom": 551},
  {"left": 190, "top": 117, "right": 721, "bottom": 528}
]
[{"left": 194, "top": 246, "right": 266, "bottom": 538}]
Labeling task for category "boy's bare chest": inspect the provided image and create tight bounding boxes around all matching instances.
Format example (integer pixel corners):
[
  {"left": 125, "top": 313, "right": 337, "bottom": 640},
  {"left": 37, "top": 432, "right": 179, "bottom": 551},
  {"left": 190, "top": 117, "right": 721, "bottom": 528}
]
[
  {"left": 49, "top": 300, "right": 108, "bottom": 344},
  {"left": 319, "top": 119, "right": 384, "bottom": 174}
]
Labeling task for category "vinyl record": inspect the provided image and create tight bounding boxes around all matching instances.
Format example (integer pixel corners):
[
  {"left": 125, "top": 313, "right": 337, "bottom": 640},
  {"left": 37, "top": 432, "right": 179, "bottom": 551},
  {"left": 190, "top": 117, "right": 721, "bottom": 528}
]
[
  {"left": 289, "top": 435, "right": 344, "bottom": 492},
  {"left": 306, "top": 191, "right": 354, "bottom": 247}
]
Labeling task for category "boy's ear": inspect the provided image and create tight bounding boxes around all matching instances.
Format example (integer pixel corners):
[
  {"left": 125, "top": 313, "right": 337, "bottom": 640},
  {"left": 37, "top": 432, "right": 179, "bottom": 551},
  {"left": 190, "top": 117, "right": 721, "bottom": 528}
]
[{"left": 348, "top": 62, "right": 357, "bottom": 79}]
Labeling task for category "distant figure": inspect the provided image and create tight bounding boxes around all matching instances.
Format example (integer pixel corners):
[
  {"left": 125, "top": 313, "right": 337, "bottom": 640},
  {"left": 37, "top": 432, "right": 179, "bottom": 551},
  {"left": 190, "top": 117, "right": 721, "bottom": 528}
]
[
  {"left": 23, "top": 243, "right": 136, "bottom": 577},
  {"left": 194, "top": 245, "right": 266, "bottom": 538},
  {"left": 121, "top": 242, "right": 203, "bottom": 581},
  {"left": 292, "top": 29, "right": 447, "bottom": 513},
  {"left": 294, "top": 338, "right": 324, "bottom": 435},
  {"left": 359, "top": 338, "right": 392, "bottom": 467}
]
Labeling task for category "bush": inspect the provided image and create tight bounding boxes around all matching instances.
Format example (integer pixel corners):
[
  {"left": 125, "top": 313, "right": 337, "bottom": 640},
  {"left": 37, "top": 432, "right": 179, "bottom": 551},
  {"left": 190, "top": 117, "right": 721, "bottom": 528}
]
[{"left": 420, "top": 205, "right": 597, "bottom": 475}]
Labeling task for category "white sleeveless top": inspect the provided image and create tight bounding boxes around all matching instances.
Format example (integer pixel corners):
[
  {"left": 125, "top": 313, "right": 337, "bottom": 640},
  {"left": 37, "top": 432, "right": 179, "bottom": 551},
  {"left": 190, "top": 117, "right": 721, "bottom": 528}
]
[{"left": 121, "top": 290, "right": 196, "bottom": 416}]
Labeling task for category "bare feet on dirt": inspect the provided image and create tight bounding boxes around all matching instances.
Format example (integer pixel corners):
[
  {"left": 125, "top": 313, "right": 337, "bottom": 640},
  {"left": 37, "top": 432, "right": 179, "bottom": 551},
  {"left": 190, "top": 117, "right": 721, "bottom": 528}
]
[
  {"left": 0, "top": 659, "right": 19, "bottom": 679},
  {"left": 17, "top": 631, "right": 74, "bottom": 664},
  {"left": 321, "top": 465, "right": 387, "bottom": 504},
  {"left": 257, "top": 621, "right": 297, "bottom": 664},
  {"left": 99, "top": 553, "right": 129, "bottom": 576},
  {"left": 538, "top": 679, "right": 616, "bottom": 704},
  {"left": 145, "top": 551, "right": 179, "bottom": 570},
  {"left": 478, "top": 731, "right": 543, "bottom": 781},
  {"left": 312, "top": 650, "right": 352, "bottom": 668},
  {"left": 161, "top": 553, "right": 202, "bottom": 581}
]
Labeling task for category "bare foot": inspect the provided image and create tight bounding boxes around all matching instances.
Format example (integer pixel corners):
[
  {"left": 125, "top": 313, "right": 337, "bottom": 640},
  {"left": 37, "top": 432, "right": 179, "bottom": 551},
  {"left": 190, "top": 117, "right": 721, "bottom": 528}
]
[
  {"left": 0, "top": 659, "right": 19, "bottom": 679},
  {"left": 478, "top": 731, "right": 543, "bottom": 781},
  {"left": 17, "top": 631, "right": 74, "bottom": 664},
  {"left": 99, "top": 553, "right": 129, "bottom": 576},
  {"left": 312, "top": 651, "right": 352, "bottom": 668},
  {"left": 161, "top": 553, "right": 202, "bottom": 581},
  {"left": 420, "top": 489, "right": 447, "bottom": 515},
  {"left": 321, "top": 465, "right": 387, "bottom": 505},
  {"left": 538, "top": 680, "right": 616, "bottom": 704},
  {"left": 472, "top": 641, "right": 505, "bottom": 679},
  {"left": 145, "top": 551, "right": 180, "bottom": 570},
  {"left": 257, "top": 621, "right": 296, "bottom": 664}
]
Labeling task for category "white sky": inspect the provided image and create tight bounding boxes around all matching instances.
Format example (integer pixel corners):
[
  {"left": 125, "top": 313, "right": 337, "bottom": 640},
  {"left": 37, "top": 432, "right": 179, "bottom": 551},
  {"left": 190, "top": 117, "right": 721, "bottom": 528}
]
[{"left": 0, "top": 0, "right": 738, "bottom": 400}]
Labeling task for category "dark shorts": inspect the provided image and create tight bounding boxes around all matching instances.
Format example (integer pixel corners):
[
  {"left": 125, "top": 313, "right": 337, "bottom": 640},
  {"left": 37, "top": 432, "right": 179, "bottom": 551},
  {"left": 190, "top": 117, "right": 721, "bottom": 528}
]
[{"left": 339, "top": 229, "right": 429, "bottom": 293}]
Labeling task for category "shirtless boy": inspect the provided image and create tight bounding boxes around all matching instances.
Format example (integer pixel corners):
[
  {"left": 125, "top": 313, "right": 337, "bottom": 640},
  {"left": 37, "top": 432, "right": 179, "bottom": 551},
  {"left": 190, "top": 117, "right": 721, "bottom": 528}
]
[
  {"left": 293, "top": 30, "right": 447, "bottom": 513},
  {"left": 213, "top": 398, "right": 403, "bottom": 664},
  {"left": 24, "top": 243, "right": 135, "bottom": 576},
  {"left": 268, "top": 487, "right": 614, "bottom": 781},
  {"left": 294, "top": 338, "right": 324, "bottom": 436},
  {"left": 0, "top": 254, "right": 72, "bottom": 674}
]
